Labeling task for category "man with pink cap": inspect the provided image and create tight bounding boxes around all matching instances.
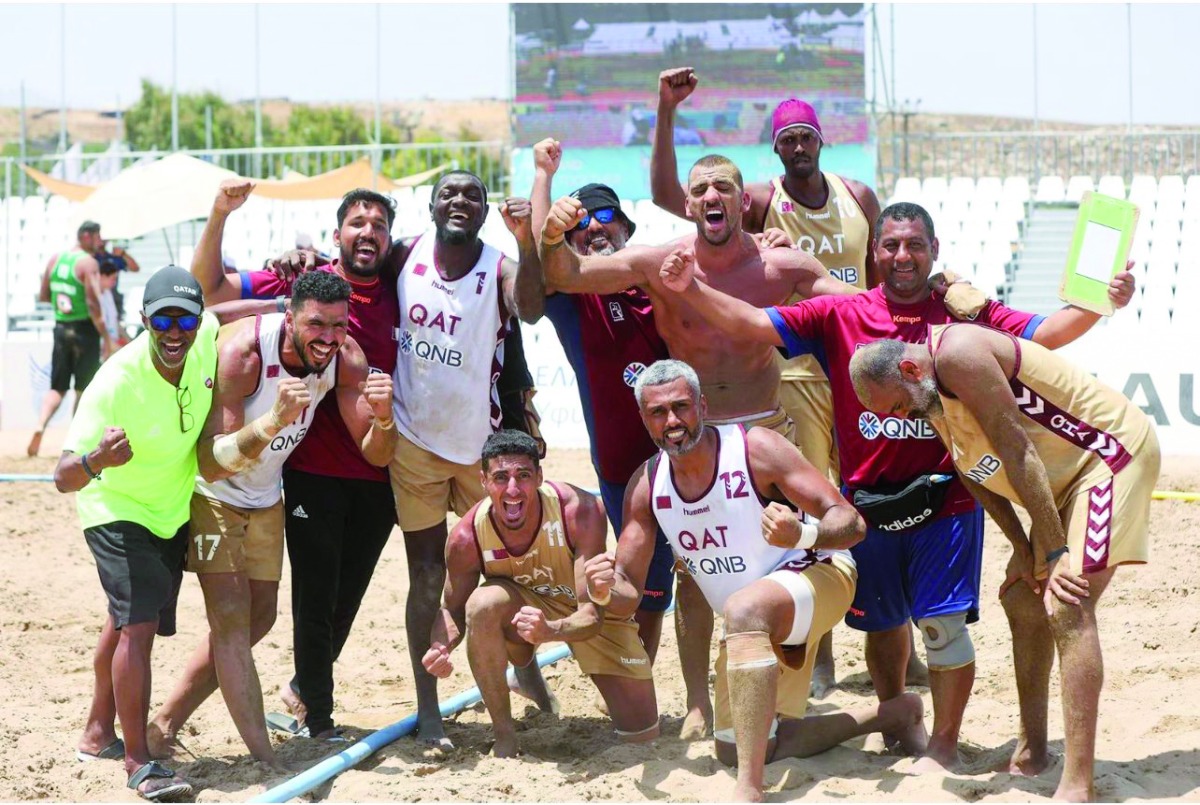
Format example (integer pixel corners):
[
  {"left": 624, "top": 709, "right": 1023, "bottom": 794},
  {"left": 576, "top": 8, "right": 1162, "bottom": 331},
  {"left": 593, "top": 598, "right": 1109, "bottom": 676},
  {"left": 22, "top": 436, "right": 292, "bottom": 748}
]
[{"left": 650, "top": 67, "right": 890, "bottom": 698}]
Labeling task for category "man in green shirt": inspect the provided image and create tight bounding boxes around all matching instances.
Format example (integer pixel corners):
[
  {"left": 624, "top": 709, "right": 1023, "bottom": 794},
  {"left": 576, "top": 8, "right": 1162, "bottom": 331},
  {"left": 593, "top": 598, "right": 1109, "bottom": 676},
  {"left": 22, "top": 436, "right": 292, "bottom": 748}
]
[
  {"left": 55, "top": 266, "right": 218, "bottom": 802},
  {"left": 29, "top": 221, "right": 115, "bottom": 457}
]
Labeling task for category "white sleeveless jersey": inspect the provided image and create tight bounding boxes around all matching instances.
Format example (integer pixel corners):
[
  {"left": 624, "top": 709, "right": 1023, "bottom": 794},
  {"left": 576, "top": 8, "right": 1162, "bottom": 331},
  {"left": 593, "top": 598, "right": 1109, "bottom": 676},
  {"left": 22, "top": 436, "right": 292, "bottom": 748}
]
[
  {"left": 650, "top": 424, "right": 854, "bottom": 614},
  {"left": 392, "top": 231, "right": 507, "bottom": 465},
  {"left": 196, "top": 313, "right": 338, "bottom": 509}
]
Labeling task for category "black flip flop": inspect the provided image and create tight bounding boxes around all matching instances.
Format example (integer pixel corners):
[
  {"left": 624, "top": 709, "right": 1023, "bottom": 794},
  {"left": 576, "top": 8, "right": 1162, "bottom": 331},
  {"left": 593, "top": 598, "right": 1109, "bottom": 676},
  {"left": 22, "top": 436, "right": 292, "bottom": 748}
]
[
  {"left": 76, "top": 737, "right": 125, "bottom": 763},
  {"left": 127, "top": 760, "right": 193, "bottom": 802}
]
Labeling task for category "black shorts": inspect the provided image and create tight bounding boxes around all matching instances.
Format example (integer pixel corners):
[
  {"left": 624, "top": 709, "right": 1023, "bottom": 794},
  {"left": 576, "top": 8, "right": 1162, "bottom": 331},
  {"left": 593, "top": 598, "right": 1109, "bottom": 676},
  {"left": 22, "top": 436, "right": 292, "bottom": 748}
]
[
  {"left": 84, "top": 521, "right": 187, "bottom": 636},
  {"left": 51, "top": 320, "right": 102, "bottom": 393}
]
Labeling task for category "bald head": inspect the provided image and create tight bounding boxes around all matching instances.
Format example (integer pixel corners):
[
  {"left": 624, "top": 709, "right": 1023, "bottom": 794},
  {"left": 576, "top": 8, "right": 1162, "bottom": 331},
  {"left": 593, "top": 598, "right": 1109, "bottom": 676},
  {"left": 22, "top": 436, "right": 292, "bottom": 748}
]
[{"left": 849, "top": 339, "right": 943, "bottom": 419}]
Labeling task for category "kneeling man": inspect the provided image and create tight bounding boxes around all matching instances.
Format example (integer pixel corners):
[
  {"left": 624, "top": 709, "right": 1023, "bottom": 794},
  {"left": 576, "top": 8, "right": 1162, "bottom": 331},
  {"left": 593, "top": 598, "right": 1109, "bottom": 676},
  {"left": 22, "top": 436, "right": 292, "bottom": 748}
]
[
  {"left": 591, "top": 360, "right": 925, "bottom": 802},
  {"left": 849, "top": 324, "right": 1159, "bottom": 802},
  {"left": 423, "top": 430, "right": 659, "bottom": 757}
]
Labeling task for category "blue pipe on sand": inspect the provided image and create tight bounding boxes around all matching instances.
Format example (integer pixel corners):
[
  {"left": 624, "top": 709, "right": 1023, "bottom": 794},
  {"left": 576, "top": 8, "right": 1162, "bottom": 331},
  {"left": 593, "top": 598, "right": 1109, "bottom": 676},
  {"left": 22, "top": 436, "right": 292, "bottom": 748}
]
[{"left": 249, "top": 643, "right": 572, "bottom": 803}]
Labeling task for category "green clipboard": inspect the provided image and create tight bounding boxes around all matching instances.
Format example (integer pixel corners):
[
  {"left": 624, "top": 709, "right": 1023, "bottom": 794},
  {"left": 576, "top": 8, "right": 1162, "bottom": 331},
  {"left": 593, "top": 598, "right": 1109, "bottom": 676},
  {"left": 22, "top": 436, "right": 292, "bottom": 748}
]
[{"left": 1058, "top": 191, "right": 1140, "bottom": 316}]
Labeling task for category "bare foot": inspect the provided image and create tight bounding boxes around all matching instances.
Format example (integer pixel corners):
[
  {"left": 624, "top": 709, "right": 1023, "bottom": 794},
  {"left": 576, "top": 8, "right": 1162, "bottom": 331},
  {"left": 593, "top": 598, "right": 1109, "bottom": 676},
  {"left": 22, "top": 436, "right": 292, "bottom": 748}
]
[
  {"left": 145, "top": 721, "right": 181, "bottom": 761},
  {"left": 1000, "top": 741, "right": 1053, "bottom": 776},
  {"left": 281, "top": 682, "right": 308, "bottom": 727},
  {"left": 912, "top": 735, "right": 960, "bottom": 773},
  {"left": 732, "top": 781, "right": 765, "bottom": 802},
  {"left": 680, "top": 705, "right": 713, "bottom": 740},
  {"left": 26, "top": 430, "right": 43, "bottom": 457},
  {"left": 881, "top": 695, "right": 928, "bottom": 757},
  {"left": 509, "top": 663, "right": 559, "bottom": 714},
  {"left": 417, "top": 713, "right": 454, "bottom": 753},
  {"left": 491, "top": 731, "right": 520, "bottom": 759},
  {"left": 1051, "top": 782, "right": 1093, "bottom": 802}
]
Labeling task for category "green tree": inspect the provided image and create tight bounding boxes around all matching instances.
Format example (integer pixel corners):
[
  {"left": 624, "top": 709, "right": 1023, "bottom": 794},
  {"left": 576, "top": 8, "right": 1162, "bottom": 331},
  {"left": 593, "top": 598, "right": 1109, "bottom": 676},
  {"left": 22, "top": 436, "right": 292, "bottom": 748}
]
[{"left": 123, "top": 79, "right": 268, "bottom": 151}]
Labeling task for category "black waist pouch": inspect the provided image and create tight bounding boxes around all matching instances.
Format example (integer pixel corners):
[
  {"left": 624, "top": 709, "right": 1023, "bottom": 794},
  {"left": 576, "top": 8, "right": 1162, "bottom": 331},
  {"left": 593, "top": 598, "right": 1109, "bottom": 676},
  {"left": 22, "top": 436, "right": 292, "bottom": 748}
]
[{"left": 852, "top": 473, "right": 954, "bottom": 533}]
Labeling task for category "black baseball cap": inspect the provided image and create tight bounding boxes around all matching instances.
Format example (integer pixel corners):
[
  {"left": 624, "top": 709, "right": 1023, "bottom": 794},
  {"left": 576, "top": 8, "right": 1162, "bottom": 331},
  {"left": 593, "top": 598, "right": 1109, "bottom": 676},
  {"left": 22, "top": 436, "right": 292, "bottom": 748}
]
[
  {"left": 142, "top": 266, "right": 204, "bottom": 316},
  {"left": 569, "top": 183, "right": 636, "bottom": 236}
]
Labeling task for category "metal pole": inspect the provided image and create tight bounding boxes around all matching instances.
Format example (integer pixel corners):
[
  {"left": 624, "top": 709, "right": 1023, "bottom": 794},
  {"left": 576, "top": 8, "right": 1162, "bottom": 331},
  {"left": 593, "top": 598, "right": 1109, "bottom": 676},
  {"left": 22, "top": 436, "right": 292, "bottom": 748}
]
[
  {"left": 869, "top": 3, "right": 877, "bottom": 117},
  {"left": 253, "top": 3, "right": 262, "bottom": 159},
  {"left": 19, "top": 82, "right": 28, "bottom": 197},
  {"left": 374, "top": 3, "right": 382, "bottom": 188},
  {"left": 205, "top": 105, "right": 213, "bottom": 150},
  {"left": 1126, "top": 3, "right": 1133, "bottom": 180},
  {"left": 171, "top": 4, "right": 179, "bottom": 151},
  {"left": 59, "top": 4, "right": 67, "bottom": 153},
  {"left": 1032, "top": 4, "right": 1040, "bottom": 184}
]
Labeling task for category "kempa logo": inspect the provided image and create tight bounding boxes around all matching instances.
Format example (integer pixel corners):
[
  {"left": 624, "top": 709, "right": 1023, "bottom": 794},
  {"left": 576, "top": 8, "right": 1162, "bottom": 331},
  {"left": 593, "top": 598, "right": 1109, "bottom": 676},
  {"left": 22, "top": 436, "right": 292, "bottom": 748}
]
[
  {"left": 857, "top": 412, "right": 937, "bottom": 440},
  {"left": 878, "top": 508, "right": 934, "bottom": 532}
]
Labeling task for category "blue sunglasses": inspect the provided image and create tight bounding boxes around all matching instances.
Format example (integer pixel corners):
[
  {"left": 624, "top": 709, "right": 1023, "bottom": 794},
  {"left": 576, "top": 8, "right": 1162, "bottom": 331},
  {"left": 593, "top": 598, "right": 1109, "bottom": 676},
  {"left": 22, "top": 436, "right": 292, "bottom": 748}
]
[
  {"left": 149, "top": 314, "right": 201, "bottom": 332},
  {"left": 575, "top": 207, "right": 618, "bottom": 230}
]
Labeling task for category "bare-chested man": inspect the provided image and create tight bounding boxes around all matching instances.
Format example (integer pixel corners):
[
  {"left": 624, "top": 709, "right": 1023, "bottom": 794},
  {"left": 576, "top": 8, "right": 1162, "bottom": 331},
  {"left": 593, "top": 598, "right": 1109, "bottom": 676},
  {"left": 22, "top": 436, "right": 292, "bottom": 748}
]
[{"left": 539, "top": 152, "right": 856, "bottom": 427}]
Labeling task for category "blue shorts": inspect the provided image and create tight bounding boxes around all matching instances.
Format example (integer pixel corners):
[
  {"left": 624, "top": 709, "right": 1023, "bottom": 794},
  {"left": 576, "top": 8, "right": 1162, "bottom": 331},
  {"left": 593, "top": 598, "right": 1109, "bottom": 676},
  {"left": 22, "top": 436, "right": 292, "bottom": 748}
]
[
  {"left": 599, "top": 477, "right": 674, "bottom": 613},
  {"left": 844, "top": 507, "right": 984, "bottom": 633}
]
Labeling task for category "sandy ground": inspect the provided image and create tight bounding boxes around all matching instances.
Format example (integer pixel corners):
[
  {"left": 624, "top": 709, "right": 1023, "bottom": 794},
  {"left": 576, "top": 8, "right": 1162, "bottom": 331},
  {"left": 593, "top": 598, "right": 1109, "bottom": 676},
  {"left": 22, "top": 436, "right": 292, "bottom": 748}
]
[{"left": 1, "top": 428, "right": 1198, "bottom": 803}]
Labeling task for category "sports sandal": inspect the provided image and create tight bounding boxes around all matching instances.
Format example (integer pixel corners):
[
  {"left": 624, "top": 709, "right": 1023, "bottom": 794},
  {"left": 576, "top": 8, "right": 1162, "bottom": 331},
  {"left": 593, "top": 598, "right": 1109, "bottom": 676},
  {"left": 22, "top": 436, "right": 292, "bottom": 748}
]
[
  {"left": 76, "top": 737, "right": 125, "bottom": 762},
  {"left": 127, "top": 760, "right": 194, "bottom": 802}
]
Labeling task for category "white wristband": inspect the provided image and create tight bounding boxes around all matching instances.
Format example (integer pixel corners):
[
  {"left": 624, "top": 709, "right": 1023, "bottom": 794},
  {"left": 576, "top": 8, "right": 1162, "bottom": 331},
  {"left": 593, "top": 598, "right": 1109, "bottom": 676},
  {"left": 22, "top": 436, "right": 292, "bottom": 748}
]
[{"left": 798, "top": 522, "right": 819, "bottom": 550}]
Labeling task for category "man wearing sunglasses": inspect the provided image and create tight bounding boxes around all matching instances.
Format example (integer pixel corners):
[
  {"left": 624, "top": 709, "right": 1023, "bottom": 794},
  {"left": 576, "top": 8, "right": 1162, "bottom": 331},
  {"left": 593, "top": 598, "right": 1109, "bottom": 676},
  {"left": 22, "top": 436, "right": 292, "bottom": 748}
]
[
  {"left": 147, "top": 270, "right": 396, "bottom": 765},
  {"left": 55, "top": 266, "right": 217, "bottom": 802}
]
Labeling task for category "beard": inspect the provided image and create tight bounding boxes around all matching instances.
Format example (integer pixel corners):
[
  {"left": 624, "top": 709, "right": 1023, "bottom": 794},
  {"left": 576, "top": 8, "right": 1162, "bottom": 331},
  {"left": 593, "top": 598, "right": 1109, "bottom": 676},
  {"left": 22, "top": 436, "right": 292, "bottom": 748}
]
[
  {"left": 291, "top": 328, "right": 333, "bottom": 376},
  {"left": 908, "top": 376, "right": 944, "bottom": 419},
  {"left": 655, "top": 422, "right": 706, "bottom": 457},
  {"left": 436, "top": 224, "right": 475, "bottom": 246}
]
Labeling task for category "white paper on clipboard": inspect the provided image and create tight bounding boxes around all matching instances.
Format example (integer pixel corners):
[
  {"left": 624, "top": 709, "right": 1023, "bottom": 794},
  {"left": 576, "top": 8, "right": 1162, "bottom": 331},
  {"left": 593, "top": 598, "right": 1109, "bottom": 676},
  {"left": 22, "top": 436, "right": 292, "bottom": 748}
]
[{"left": 1075, "top": 221, "right": 1123, "bottom": 283}]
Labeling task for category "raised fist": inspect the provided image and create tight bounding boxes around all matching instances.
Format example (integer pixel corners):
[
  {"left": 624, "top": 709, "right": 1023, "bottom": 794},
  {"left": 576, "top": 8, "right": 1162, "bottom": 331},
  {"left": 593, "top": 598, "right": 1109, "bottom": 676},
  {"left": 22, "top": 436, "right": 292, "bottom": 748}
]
[
  {"left": 500, "top": 197, "right": 533, "bottom": 243},
  {"left": 511, "top": 606, "right": 556, "bottom": 645},
  {"left": 658, "top": 247, "right": 696, "bottom": 293},
  {"left": 266, "top": 249, "right": 326, "bottom": 283},
  {"left": 214, "top": 178, "right": 256, "bottom": 216},
  {"left": 659, "top": 67, "right": 698, "bottom": 108},
  {"left": 583, "top": 551, "right": 616, "bottom": 603},
  {"left": 272, "top": 377, "right": 312, "bottom": 427},
  {"left": 533, "top": 139, "right": 562, "bottom": 176},
  {"left": 361, "top": 372, "right": 393, "bottom": 421},
  {"left": 542, "top": 196, "right": 586, "bottom": 245}
]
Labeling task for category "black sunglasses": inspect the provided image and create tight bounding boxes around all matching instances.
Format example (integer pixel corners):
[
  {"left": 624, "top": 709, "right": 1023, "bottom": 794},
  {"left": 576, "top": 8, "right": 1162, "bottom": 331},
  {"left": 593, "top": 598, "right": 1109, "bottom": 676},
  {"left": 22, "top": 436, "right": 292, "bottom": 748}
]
[{"left": 176, "top": 385, "right": 194, "bottom": 434}]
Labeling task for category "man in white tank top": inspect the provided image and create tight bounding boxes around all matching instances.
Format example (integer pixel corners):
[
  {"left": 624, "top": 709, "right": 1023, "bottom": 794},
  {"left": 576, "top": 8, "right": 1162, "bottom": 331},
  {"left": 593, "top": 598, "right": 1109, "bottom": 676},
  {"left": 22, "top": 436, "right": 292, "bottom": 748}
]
[
  {"left": 586, "top": 360, "right": 925, "bottom": 802},
  {"left": 147, "top": 272, "right": 397, "bottom": 766},
  {"left": 388, "top": 170, "right": 546, "bottom": 747}
]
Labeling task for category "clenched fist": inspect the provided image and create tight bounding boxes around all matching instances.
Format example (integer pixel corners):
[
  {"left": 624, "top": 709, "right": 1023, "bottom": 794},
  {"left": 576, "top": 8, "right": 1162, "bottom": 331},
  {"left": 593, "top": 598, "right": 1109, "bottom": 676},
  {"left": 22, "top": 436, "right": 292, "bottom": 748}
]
[
  {"left": 658, "top": 247, "right": 696, "bottom": 293},
  {"left": 266, "top": 249, "right": 327, "bottom": 282},
  {"left": 754, "top": 228, "right": 794, "bottom": 249},
  {"left": 500, "top": 197, "right": 534, "bottom": 244},
  {"left": 214, "top": 178, "right": 256, "bottom": 216},
  {"left": 94, "top": 426, "right": 133, "bottom": 470},
  {"left": 761, "top": 501, "right": 802, "bottom": 548},
  {"left": 542, "top": 196, "right": 586, "bottom": 245},
  {"left": 659, "top": 67, "right": 698, "bottom": 108},
  {"left": 361, "top": 371, "right": 393, "bottom": 421},
  {"left": 583, "top": 551, "right": 616, "bottom": 604},
  {"left": 511, "top": 606, "right": 556, "bottom": 645},
  {"left": 271, "top": 377, "right": 312, "bottom": 428},
  {"left": 534, "top": 138, "right": 562, "bottom": 176}
]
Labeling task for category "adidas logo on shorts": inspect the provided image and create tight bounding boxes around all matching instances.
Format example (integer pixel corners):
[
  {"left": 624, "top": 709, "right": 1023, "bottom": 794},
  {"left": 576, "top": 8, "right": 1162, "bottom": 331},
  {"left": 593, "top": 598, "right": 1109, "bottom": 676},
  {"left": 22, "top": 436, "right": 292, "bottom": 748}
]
[{"left": 292, "top": 505, "right": 309, "bottom": 519}]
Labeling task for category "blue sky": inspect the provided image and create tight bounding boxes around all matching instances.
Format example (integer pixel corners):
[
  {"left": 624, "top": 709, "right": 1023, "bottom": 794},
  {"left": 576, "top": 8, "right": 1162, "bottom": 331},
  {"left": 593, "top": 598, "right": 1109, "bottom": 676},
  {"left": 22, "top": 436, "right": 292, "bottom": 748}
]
[{"left": 2, "top": 2, "right": 1197, "bottom": 126}]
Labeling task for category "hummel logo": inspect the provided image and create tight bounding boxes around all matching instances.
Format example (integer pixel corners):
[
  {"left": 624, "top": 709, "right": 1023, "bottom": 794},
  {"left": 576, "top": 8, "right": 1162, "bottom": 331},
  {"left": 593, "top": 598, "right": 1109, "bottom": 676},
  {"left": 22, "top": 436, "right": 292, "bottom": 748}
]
[{"left": 292, "top": 505, "right": 308, "bottom": 519}]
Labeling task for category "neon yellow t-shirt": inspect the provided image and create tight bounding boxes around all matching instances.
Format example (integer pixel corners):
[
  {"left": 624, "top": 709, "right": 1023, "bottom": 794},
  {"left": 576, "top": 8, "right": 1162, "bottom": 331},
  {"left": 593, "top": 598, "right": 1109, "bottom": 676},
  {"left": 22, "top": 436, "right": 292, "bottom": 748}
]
[{"left": 64, "top": 313, "right": 219, "bottom": 538}]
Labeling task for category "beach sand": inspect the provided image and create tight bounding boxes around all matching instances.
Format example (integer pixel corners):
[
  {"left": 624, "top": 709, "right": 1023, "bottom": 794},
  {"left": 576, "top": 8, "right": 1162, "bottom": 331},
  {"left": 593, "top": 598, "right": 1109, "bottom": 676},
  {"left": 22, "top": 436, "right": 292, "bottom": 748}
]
[{"left": 1, "top": 429, "right": 1198, "bottom": 802}]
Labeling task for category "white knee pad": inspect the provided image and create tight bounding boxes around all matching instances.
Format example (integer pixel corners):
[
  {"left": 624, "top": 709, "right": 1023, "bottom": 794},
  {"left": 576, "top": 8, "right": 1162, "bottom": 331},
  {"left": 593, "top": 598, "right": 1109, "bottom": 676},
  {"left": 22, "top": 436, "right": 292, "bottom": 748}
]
[{"left": 917, "top": 613, "right": 974, "bottom": 670}]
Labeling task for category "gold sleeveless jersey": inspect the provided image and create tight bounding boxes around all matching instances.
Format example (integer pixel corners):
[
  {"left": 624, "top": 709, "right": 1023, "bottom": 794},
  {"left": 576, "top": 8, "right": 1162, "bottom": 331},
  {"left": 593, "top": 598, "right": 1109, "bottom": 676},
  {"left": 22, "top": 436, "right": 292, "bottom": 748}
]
[
  {"left": 473, "top": 482, "right": 578, "bottom": 605},
  {"left": 764, "top": 172, "right": 870, "bottom": 381},
  {"left": 929, "top": 324, "right": 1154, "bottom": 509}
]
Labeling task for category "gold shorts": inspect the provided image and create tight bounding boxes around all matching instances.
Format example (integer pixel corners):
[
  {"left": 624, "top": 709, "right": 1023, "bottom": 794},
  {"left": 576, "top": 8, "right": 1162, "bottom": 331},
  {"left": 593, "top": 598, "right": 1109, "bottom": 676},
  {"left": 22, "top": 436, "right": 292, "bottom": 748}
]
[
  {"left": 481, "top": 578, "right": 653, "bottom": 681},
  {"left": 713, "top": 560, "right": 855, "bottom": 738},
  {"left": 389, "top": 429, "right": 485, "bottom": 532},
  {"left": 1046, "top": 429, "right": 1159, "bottom": 578},
  {"left": 779, "top": 377, "right": 839, "bottom": 483},
  {"left": 186, "top": 493, "right": 285, "bottom": 581}
]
